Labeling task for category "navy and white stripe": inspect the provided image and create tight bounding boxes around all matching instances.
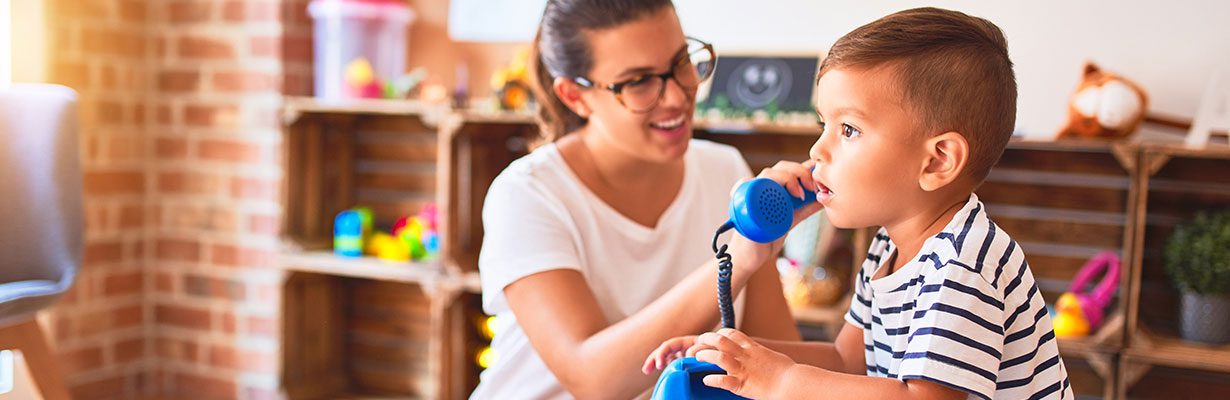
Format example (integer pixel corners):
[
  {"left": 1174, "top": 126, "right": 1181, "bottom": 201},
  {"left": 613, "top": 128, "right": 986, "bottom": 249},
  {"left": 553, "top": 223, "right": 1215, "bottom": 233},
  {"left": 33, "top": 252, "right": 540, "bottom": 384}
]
[{"left": 845, "top": 194, "right": 1072, "bottom": 400}]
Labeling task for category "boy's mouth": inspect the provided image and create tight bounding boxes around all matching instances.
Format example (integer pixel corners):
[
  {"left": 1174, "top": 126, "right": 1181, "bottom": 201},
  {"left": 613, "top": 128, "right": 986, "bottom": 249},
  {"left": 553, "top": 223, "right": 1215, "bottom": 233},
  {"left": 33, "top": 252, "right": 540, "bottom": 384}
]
[{"left": 816, "top": 182, "right": 835, "bottom": 202}]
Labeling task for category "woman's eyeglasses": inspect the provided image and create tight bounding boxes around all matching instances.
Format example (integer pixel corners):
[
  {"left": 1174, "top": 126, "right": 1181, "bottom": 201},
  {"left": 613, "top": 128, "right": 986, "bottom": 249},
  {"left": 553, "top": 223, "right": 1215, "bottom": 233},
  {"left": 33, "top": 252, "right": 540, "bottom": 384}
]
[{"left": 571, "top": 37, "right": 716, "bottom": 113}]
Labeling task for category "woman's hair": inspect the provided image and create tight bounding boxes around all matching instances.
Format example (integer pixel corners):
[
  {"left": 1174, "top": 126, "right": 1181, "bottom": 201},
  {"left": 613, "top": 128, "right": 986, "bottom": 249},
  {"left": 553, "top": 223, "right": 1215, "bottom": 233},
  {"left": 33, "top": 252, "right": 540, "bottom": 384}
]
[{"left": 530, "top": 0, "right": 674, "bottom": 142}]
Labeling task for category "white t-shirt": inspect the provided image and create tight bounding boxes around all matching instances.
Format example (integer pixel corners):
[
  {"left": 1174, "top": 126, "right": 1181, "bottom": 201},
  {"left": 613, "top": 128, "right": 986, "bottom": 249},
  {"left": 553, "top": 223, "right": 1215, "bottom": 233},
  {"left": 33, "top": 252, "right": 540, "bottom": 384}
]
[{"left": 471, "top": 139, "right": 753, "bottom": 400}]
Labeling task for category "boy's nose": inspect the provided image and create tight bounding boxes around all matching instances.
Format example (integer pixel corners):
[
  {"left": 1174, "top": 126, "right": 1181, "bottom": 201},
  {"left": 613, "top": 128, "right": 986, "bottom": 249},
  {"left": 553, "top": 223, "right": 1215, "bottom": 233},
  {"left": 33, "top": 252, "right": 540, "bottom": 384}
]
[{"left": 809, "top": 134, "right": 830, "bottom": 164}]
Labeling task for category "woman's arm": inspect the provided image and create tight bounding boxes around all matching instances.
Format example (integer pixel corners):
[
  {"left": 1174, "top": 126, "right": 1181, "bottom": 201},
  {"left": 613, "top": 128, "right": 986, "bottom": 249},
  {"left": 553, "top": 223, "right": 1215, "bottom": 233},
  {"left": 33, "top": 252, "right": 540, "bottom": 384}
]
[
  {"left": 504, "top": 247, "right": 760, "bottom": 400},
  {"left": 738, "top": 259, "right": 802, "bottom": 341}
]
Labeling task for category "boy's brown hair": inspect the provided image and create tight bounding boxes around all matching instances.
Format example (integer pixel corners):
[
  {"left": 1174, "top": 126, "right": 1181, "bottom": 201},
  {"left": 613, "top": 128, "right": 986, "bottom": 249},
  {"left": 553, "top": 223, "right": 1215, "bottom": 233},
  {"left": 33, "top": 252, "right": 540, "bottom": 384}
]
[{"left": 818, "top": 7, "right": 1016, "bottom": 183}]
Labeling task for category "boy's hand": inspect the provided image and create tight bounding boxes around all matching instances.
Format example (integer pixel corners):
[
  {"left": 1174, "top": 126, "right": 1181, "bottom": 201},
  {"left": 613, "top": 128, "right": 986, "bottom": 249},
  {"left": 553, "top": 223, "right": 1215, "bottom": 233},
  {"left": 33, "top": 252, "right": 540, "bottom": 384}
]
[
  {"left": 727, "top": 160, "right": 824, "bottom": 271},
  {"left": 642, "top": 335, "right": 698, "bottom": 375},
  {"left": 692, "top": 328, "right": 795, "bottom": 399}
]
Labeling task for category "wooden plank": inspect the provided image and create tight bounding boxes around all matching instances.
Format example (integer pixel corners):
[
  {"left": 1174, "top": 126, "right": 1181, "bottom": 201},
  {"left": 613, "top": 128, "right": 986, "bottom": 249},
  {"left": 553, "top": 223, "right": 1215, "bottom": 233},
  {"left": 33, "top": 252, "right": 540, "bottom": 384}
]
[
  {"left": 977, "top": 181, "right": 1128, "bottom": 213},
  {"left": 280, "top": 250, "right": 446, "bottom": 288},
  {"left": 996, "top": 147, "right": 1129, "bottom": 176}
]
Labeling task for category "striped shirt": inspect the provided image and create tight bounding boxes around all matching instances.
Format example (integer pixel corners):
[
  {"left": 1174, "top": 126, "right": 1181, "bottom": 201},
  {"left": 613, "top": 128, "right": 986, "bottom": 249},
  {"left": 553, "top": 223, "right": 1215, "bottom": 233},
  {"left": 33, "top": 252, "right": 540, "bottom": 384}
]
[{"left": 844, "top": 194, "right": 1072, "bottom": 400}]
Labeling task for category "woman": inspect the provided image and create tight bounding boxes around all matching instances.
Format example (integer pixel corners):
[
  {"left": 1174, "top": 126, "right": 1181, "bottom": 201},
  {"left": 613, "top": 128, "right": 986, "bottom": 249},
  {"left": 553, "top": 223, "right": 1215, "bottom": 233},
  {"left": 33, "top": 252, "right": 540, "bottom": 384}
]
[{"left": 473, "top": 1, "right": 814, "bottom": 398}]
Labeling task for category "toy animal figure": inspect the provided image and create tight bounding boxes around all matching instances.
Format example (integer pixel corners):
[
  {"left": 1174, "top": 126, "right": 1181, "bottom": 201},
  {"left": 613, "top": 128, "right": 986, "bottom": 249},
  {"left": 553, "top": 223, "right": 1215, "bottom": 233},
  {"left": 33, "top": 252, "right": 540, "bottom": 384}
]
[
  {"left": 1057, "top": 62, "right": 1149, "bottom": 139},
  {"left": 1053, "top": 251, "right": 1120, "bottom": 338}
]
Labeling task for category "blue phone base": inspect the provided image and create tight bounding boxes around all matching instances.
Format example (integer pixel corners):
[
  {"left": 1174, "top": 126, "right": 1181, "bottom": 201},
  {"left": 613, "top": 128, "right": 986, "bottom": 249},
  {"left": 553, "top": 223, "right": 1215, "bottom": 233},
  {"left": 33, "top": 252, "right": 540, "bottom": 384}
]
[{"left": 650, "top": 357, "right": 749, "bottom": 400}]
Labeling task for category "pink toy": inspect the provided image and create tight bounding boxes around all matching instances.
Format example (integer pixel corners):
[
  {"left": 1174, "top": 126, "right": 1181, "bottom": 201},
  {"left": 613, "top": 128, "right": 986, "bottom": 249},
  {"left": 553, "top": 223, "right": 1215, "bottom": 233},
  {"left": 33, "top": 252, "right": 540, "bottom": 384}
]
[{"left": 1065, "top": 251, "right": 1120, "bottom": 330}]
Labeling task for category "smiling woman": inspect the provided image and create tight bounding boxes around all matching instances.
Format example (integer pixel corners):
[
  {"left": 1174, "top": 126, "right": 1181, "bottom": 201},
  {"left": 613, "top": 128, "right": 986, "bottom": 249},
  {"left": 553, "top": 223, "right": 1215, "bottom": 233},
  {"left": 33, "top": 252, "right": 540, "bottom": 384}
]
[{"left": 472, "top": 1, "right": 801, "bottom": 399}]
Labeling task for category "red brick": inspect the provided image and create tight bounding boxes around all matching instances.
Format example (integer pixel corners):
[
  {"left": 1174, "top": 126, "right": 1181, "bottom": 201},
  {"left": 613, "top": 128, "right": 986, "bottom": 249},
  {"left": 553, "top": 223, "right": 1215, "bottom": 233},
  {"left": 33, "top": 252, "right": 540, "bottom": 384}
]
[
  {"left": 157, "top": 171, "right": 227, "bottom": 196},
  {"left": 179, "top": 35, "right": 235, "bottom": 59},
  {"left": 156, "top": 238, "right": 201, "bottom": 262},
  {"left": 168, "top": 0, "right": 213, "bottom": 24},
  {"left": 162, "top": 204, "right": 237, "bottom": 231},
  {"left": 210, "top": 244, "right": 275, "bottom": 268},
  {"left": 283, "top": 34, "right": 312, "bottom": 63},
  {"left": 115, "top": 304, "right": 144, "bottom": 330},
  {"left": 160, "top": 70, "right": 201, "bottom": 92},
  {"left": 103, "top": 271, "right": 144, "bottom": 296},
  {"left": 222, "top": 312, "right": 237, "bottom": 334},
  {"left": 119, "top": 0, "right": 147, "bottom": 23},
  {"left": 247, "top": 213, "right": 280, "bottom": 235},
  {"left": 157, "top": 137, "right": 190, "bottom": 160},
  {"left": 61, "top": 346, "right": 104, "bottom": 376},
  {"left": 115, "top": 337, "right": 145, "bottom": 364},
  {"left": 82, "top": 28, "right": 144, "bottom": 58},
  {"left": 249, "top": 36, "right": 279, "bottom": 59},
  {"left": 246, "top": 316, "right": 276, "bottom": 338},
  {"left": 156, "top": 304, "right": 211, "bottom": 330},
  {"left": 184, "top": 274, "right": 245, "bottom": 301},
  {"left": 84, "top": 241, "right": 124, "bottom": 265},
  {"left": 84, "top": 171, "right": 145, "bottom": 195},
  {"left": 120, "top": 205, "right": 144, "bottom": 229},
  {"left": 231, "top": 176, "right": 278, "bottom": 201},
  {"left": 156, "top": 272, "right": 175, "bottom": 294},
  {"left": 54, "top": 1, "right": 113, "bottom": 20},
  {"left": 223, "top": 0, "right": 279, "bottom": 22},
  {"left": 208, "top": 344, "right": 238, "bottom": 369},
  {"left": 184, "top": 104, "right": 238, "bottom": 127},
  {"left": 200, "top": 139, "right": 264, "bottom": 163},
  {"left": 175, "top": 372, "right": 237, "bottom": 399},
  {"left": 213, "top": 70, "right": 279, "bottom": 92},
  {"left": 104, "top": 134, "right": 145, "bottom": 161},
  {"left": 69, "top": 374, "right": 126, "bottom": 400},
  {"left": 157, "top": 104, "right": 173, "bottom": 125},
  {"left": 157, "top": 337, "right": 198, "bottom": 363},
  {"left": 78, "top": 304, "right": 142, "bottom": 336},
  {"left": 96, "top": 100, "right": 125, "bottom": 125}
]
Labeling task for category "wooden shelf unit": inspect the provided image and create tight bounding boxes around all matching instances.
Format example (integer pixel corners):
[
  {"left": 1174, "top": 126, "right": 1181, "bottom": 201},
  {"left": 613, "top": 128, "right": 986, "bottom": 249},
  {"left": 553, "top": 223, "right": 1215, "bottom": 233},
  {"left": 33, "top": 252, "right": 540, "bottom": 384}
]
[
  {"left": 278, "top": 97, "right": 1230, "bottom": 399},
  {"left": 1118, "top": 142, "right": 1230, "bottom": 398}
]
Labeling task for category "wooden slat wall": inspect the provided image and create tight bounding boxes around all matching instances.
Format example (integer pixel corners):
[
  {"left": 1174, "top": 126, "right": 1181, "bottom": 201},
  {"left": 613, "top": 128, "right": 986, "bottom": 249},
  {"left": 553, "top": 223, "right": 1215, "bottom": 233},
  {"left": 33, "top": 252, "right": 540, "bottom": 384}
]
[
  {"left": 347, "top": 279, "right": 435, "bottom": 397},
  {"left": 978, "top": 146, "right": 1133, "bottom": 300}
]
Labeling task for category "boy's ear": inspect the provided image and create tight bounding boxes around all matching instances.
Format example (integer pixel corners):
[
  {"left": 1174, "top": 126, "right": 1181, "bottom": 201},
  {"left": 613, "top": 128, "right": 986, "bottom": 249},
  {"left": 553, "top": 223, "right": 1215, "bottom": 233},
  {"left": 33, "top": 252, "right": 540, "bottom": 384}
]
[
  {"left": 552, "top": 77, "right": 592, "bottom": 118},
  {"left": 918, "top": 131, "right": 969, "bottom": 192}
]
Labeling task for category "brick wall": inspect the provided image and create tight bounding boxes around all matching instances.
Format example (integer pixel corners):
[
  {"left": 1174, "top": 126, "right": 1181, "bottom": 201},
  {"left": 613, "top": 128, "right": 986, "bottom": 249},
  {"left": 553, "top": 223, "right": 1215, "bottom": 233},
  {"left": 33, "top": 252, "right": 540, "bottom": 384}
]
[{"left": 44, "top": 1, "right": 306, "bottom": 398}]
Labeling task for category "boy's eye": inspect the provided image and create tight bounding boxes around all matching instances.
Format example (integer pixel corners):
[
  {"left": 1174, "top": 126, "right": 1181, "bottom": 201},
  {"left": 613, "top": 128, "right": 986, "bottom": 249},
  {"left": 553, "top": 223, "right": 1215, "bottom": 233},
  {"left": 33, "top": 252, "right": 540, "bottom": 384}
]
[
  {"left": 816, "top": 119, "right": 826, "bottom": 131},
  {"left": 841, "top": 123, "right": 862, "bottom": 139}
]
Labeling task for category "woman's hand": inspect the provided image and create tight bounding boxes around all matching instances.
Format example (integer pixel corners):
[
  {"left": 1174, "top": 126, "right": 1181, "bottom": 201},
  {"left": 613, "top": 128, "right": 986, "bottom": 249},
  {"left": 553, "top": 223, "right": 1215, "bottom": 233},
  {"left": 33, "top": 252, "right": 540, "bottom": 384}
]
[
  {"left": 726, "top": 160, "right": 824, "bottom": 272},
  {"left": 691, "top": 328, "right": 797, "bottom": 399},
  {"left": 642, "top": 335, "right": 699, "bottom": 374}
]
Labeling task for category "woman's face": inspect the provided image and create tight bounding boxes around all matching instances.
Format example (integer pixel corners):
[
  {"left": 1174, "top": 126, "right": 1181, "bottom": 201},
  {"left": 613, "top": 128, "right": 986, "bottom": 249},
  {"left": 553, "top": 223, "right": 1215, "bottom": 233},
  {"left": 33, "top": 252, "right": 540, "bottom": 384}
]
[{"left": 576, "top": 7, "right": 696, "bottom": 163}]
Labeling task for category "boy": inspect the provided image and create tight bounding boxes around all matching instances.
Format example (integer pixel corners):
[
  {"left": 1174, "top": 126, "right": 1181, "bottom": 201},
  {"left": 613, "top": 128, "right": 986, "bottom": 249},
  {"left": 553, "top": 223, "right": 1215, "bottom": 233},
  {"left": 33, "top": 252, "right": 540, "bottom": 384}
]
[{"left": 645, "top": 7, "right": 1071, "bottom": 400}]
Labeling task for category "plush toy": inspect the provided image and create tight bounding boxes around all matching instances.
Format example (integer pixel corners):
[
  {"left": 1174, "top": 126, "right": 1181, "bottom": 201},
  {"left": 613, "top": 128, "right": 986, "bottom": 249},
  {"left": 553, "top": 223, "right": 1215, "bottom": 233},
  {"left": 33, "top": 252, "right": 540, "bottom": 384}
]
[{"left": 1057, "top": 62, "right": 1149, "bottom": 139}]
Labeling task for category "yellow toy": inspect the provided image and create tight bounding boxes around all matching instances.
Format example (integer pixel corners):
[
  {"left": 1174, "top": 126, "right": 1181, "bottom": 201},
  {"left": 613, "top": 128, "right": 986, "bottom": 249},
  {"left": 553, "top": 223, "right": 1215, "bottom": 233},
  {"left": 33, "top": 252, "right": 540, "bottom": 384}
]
[
  {"left": 367, "top": 232, "right": 410, "bottom": 262},
  {"left": 1052, "top": 293, "right": 1091, "bottom": 337}
]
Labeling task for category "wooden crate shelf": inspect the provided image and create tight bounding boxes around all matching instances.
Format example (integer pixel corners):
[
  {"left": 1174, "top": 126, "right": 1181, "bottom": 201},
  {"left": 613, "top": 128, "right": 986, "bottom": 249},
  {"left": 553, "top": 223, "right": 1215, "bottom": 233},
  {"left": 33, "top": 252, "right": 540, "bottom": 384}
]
[
  {"left": 279, "top": 97, "right": 1230, "bottom": 399},
  {"left": 1119, "top": 140, "right": 1230, "bottom": 398}
]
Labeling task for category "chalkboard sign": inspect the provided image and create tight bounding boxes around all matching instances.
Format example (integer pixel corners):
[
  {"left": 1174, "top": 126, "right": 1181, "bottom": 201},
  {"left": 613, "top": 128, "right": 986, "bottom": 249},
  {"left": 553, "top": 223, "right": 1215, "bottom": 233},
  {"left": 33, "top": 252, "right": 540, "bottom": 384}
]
[{"left": 700, "top": 55, "right": 820, "bottom": 115}]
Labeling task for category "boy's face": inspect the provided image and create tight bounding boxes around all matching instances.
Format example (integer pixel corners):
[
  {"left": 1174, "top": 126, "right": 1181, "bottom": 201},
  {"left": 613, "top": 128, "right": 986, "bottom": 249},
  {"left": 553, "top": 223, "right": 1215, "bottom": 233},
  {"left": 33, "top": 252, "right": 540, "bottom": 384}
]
[{"left": 809, "top": 66, "right": 931, "bottom": 229}]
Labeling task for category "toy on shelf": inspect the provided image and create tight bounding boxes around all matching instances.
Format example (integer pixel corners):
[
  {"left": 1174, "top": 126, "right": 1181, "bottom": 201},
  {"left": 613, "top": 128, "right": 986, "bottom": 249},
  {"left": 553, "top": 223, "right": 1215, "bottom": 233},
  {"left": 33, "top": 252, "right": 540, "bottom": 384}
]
[
  {"left": 333, "top": 203, "right": 441, "bottom": 262},
  {"left": 490, "top": 46, "right": 534, "bottom": 111},
  {"left": 1056, "top": 62, "right": 1148, "bottom": 139},
  {"left": 1053, "top": 251, "right": 1120, "bottom": 338},
  {"left": 334, "top": 207, "right": 373, "bottom": 257}
]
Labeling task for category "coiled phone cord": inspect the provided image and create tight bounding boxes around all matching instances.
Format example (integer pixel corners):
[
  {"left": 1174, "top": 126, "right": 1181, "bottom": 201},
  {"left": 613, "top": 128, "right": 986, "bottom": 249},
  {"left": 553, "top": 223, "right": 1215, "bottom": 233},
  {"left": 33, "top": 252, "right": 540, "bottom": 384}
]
[{"left": 712, "top": 221, "right": 737, "bottom": 330}]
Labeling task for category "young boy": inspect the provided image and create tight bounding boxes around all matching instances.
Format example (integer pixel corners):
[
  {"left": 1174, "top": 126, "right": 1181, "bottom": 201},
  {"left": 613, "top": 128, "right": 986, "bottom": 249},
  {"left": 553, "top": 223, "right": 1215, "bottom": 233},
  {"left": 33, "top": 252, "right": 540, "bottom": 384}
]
[{"left": 644, "top": 7, "right": 1071, "bottom": 400}]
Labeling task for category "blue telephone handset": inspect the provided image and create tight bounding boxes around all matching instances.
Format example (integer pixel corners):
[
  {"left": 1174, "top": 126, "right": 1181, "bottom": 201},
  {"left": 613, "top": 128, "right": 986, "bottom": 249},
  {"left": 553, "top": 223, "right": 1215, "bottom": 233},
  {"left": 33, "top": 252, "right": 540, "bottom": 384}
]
[
  {"left": 651, "top": 177, "right": 816, "bottom": 400},
  {"left": 726, "top": 178, "right": 818, "bottom": 243}
]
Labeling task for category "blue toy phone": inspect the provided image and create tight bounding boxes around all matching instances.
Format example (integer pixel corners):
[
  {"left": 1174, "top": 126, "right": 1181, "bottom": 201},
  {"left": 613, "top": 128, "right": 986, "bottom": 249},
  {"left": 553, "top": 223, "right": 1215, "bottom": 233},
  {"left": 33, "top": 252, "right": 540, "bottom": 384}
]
[
  {"left": 651, "top": 357, "right": 749, "bottom": 400},
  {"left": 650, "top": 176, "right": 816, "bottom": 400},
  {"left": 725, "top": 177, "right": 818, "bottom": 243}
]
